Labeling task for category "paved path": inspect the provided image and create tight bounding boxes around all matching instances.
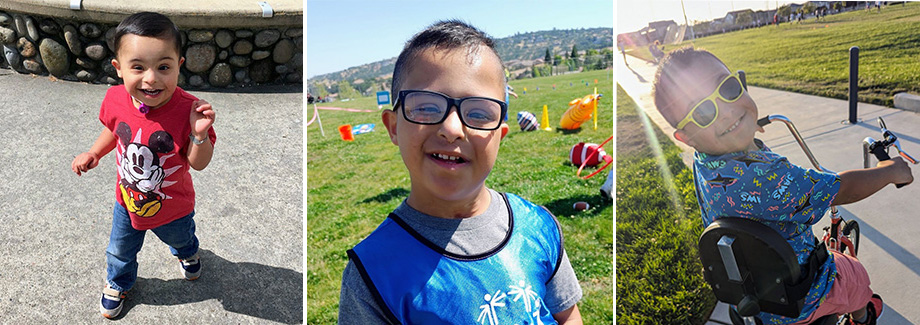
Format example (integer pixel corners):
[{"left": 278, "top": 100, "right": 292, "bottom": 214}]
[
  {"left": 0, "top": 70, "right": 303, "bottom": 323},
  {"left": 618, "top": 53, "right": 920, "bottom": 324}
]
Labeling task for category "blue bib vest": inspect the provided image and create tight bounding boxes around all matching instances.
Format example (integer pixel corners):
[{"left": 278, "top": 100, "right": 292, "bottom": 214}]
[{"left": 348, "top": 193, "right": 563, "bottom": 325}]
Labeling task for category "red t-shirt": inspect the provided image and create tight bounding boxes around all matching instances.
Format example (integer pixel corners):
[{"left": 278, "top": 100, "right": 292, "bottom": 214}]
[{"left": 99, "top": 86, "right": 216, "bottom": 230}]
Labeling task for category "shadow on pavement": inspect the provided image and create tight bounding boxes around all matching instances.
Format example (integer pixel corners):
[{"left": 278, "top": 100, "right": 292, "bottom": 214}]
[
  {"left": 837, "top": 206, "right": 920, "bottom": 279},
  {"left": 128, "top": 249, "right": 303, "bottom": 324}
]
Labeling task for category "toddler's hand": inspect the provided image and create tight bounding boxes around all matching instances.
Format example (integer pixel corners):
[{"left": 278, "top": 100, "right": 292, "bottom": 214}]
[
  {"left": 72, "top": 152, "right": 100, "bottom": 176},
  {"left": 189, "top": 99, "right": 215, "bottom": 139},
  {"left": 877, "top": 157, "right": 913, "bottom": 186}
]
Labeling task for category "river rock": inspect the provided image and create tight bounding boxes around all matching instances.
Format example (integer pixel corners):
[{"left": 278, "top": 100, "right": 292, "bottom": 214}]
[
  {"left": 79, "top": 23, "right": 101, "bottom": 38},
  {"left": 272, "top": 39, "right": 293, "bottom": 64},
  {"left": 249, "top": 59, "right": 274, "bottom": 83},
  {"left": 0, "top": 13, "right": 11, "bottom": 27},
  {"left": 185, "top": 44, "right": 216, "bottom": 73},
  {"left": 232, "top": 39, "right": 252, "bottom": 55},
  {"left": 188, "top": 30, "right": 213, "bottom": 43},
  {"left": 218, "top": 50, "right": 228, "bottom": 61},
  {"left": 234, "top": 69, "right": 247, "bottom": 83},
  {"left": 254, "top": 29, "right": 280, "bottom": 48},
  {"left": 63, "top": 25, "right": 81, "bottom": 55},
  {"left": 208, "top": 63, "right": 231, "bottom": 87},
  {"left": 285, "top": 73, "right": 301, "bottom": 83},
  {"left": 178, "top": 72, "right": 187, "bottom": 88},
  {"left": 17, "top": 37, "right": 35, "bottom": 57},
  {"left": 284, "top": 28, "right": 302, "bottom": 38},
  {"left": 275, "top": 64, "right": 289, "bottom": 74},
  {"left": 76, "top": 69, "right": 97, "bottom": 81},
  {"left": 85, "top": 42, "right": 107, "bottom": 60},
  {"left": 40, "top": 19, "right": 60, "bottom": 35},
  {"left": 23, "top": 59, "right": 42, "bottom": 73},
  {"left": 251, "top": 50, "right": 270, "bottom": 60},
  {"left": 229, "top": 55, "right": 250, "bottom": 68},
  {"left": 188, "top": 74, "right": 204, "bottom": 87},
  {"left": 215, "top": 30, "right": 233, "bottom": 48},
  {"left": 294, "top": 36, "right": 302, "bottom": 51},
  {"left": 13, "top": 15, "right": 25, "bottom": 39},
  {"left": 3, "top": 45, "right": 20, "bottom": 68},
  {"left": 102, "top": 56, "right": 118, "bottom": 77},
  {"left": 105, "top": 27, "right": 116, "bottom": 52},
  {"left": 0, "top": 26, "right": 15, "bottom": 44},
  {"left": 39, "top": 38, "right": 69, "bottom": 77},
  {"left": 75, "top": 57, "right": 97, "bottom": 69},
  {"left": 103, "top": 76, "right": 119, "bottom": 85},
  {"left": 24, "top": 16, "right": 38, "bottom": 41}
]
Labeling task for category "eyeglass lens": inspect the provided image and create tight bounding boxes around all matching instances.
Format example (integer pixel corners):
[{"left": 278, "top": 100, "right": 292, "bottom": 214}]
[
  {"left": 693, "top": 76, "right": 744, "bottom": 127},
  {"left": 404, "top": 92, "right": 502, "bottom": 129}
]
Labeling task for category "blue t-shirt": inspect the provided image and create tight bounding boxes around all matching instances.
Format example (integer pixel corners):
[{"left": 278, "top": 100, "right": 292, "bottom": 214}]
[{"left": 693, "top": 140, "right": 841, "bottom": 324}]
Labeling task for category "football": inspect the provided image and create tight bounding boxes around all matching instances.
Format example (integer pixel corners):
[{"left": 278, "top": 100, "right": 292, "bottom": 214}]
[{"left": 573, "top": 201, "right": 590, "bottom": 211}]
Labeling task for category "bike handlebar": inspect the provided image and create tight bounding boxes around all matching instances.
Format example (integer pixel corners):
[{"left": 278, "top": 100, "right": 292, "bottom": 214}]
[{"left": 863, "top": 117, "right": 918, "bottom": 188}]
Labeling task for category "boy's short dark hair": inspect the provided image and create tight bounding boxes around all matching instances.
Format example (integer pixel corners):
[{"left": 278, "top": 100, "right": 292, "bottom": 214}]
[
  {"left": 112, "top": 12, "right": 182, "bottom": 58},
  {"left": 653, "top": 46, "right": 724, "bottom": 127},
  {"left": 390, "top": 20, "right": 504, "bottom": 96}
]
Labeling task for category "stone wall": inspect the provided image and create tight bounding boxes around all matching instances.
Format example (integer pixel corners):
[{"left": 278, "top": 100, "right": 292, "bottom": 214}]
[{"left": 0, "top": 10, "right": 302, "bottom": 88}]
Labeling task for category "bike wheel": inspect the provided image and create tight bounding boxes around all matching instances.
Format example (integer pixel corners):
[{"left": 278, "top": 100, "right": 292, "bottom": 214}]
[{"left": 842, "top": 220, "right": 860, "bottom": 257}]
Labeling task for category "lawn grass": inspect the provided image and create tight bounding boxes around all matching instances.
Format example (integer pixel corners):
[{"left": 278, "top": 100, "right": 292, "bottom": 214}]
[
  {"left": 307, "top": 69, "right": 613, "bottom": 323},
  {"left": 647, "top": 3, "right": 920, "bottom": 107},
  {"left": 615, "top": 84, "right": 716, "bottom": 324}
]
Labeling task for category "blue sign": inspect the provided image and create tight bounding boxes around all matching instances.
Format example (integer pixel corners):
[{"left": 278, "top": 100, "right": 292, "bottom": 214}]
[{"left": 376, "top": 91, "right": 391, "bottom": 105}]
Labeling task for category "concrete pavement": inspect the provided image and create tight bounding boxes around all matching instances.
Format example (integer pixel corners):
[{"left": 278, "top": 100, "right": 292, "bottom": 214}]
[
  {"left": 0, "top": 70, "right": 303, "bottom": 323},
  {"left": 618, "top": 53, "right": 920, "bottom": 324}
]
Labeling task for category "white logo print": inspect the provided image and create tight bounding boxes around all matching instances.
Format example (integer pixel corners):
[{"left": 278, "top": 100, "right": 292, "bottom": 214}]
[{"left": 477, "top": 290, "right": 507, "bottom": 325}]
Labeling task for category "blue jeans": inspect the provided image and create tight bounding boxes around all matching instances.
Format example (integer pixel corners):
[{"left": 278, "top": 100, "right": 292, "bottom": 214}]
[{"left": 105, "top": 205, "right": 199, "bottom": 292}]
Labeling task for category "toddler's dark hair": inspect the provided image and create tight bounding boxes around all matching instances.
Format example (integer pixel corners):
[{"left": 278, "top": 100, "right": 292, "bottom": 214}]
[
  {"left": 112, "top": 12, "right": 182, "bottom": 58},
  {"left": 391, "top": 20, "right": 504, "bottom": 96},
  {"left": 653, "top": 46, "right": 725, "bottom": 127}
]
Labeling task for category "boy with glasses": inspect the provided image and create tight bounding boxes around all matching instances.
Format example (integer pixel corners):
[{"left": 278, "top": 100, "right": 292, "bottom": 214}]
[
  {"left": 653, "top": 47, "right": 912, "bottom": 324},
  {"left": 337, "top": 20, "right": 583, "bottom": 324}
]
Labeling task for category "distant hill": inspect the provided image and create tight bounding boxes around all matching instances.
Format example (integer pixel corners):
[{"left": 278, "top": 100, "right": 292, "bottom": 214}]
[{"left": 308, "top": 27, "right": 613, "bottom": 97}]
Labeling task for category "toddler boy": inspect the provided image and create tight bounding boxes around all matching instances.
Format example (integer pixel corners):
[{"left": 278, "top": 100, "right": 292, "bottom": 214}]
[
  {"left": 71, "top": 12, "right": 216, "bottom": 318},
  {"left": 337, "top": 20, "right": 583, "bottom": 324},
  {"left": 653, "top": 47, "right": 912, "bottom": 324}
]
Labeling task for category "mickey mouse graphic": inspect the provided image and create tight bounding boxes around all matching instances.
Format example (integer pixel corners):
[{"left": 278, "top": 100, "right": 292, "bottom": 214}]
[{"left": 115, "top": 122, "right": 175, "bottom": 218}]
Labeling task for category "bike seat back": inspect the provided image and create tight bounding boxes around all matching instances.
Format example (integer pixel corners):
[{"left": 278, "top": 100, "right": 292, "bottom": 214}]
[{"left": 699, "top": 217, "right": 814, "bottom": 319}]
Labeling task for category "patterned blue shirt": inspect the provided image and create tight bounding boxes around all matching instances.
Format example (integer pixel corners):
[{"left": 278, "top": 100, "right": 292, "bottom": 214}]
[{"left": 693, "top": 140, "right": 841, "bottom": 324}]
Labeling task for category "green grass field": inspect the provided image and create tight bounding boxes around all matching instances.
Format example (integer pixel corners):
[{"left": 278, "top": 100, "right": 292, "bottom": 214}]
[
  {"left": 655, "top": 3, "right": 920, "bottom": 107},
  {"left": 307, "top": 69, "right": 613, "bottom": 323},
  {"left": 615, "top": 84, "right": 715, "bottom": 324}
]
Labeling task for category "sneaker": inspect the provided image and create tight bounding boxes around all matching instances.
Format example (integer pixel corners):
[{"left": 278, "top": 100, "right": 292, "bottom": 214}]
[
  {"left": 846, "top": 293, "right": 884, "bottom": 325},
  {"left": 100, "top": 285, "right": 126, "bottom": 319},
  {"left": 179, "top": 253, "right": 201, "bottom": 281}
]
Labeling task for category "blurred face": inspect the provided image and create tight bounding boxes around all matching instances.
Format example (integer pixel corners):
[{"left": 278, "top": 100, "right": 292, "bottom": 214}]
[
  {"left": 665, "top": 57, "right": 760, "bottom": 155},
  {"left": 382, "top": 47, "right": 509, "bottom": 218},
  {"left": 112, "top": 34, "right": 184, "bottom": 109}
]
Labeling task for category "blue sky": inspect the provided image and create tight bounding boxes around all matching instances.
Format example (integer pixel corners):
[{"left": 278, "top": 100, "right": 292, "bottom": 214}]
[{"left": 306, "top": 0, "right": 614, "bottom": 78}]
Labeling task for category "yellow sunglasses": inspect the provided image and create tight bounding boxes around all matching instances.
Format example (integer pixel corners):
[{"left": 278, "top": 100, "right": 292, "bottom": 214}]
[{"left": 676, "top": 71, "right": 745, "bottom": 130}]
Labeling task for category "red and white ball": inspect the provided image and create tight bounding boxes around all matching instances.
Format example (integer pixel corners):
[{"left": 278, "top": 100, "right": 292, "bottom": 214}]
[
  {"left": 573, "top": 201, "right": 590, "bottom": 211},
  {"left": 570, "top": 142, "right": 609, "bottom": 167}
]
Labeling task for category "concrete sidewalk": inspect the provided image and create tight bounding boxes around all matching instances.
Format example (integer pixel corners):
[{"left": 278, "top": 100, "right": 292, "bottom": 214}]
[
  {"left": 0, "top": 70, "right": 303, "bottom": 323},
  {"left": 618, "top": 53, "right": 920, "bottom": 324}
]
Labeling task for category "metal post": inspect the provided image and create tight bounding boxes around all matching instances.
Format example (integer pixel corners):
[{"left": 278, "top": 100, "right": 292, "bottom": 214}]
[{"left": 849, "top": 46, "right": 859, "bottom": 124}]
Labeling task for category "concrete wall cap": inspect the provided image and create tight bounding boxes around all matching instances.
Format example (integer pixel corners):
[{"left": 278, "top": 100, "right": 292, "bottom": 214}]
[
  {"left": 894, "top": 92, "right": 920, "bottom": 113},
  {"left": 0, "top": 0, "right": 302, "bottom": 28}
]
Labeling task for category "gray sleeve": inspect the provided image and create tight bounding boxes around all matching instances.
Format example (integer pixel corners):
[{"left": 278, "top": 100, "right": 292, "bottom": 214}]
[
  {"left": 337, "top": 260, "right": 396, "bottom": 325},
  {"left": 543, "top": 250, "right": 583, "bottom": 314}
]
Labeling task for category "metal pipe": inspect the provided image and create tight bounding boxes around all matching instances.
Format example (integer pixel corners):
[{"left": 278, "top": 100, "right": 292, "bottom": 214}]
[{"left": 849, "top": 46, "right": 859, "bottom": 124}]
